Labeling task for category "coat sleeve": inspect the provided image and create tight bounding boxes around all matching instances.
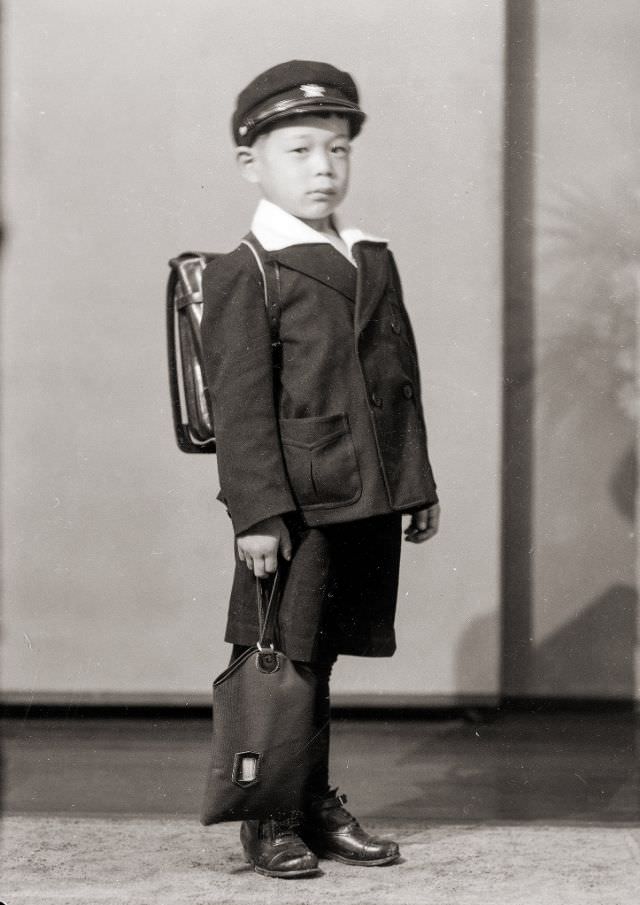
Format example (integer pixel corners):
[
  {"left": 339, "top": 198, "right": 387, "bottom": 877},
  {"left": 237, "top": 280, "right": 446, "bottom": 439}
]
[
  {"left": 200, "top": 244, "right": 297, "bottom": 534},
  {"left": 387, "top": 250, "right": 439, "bottom": 507}
]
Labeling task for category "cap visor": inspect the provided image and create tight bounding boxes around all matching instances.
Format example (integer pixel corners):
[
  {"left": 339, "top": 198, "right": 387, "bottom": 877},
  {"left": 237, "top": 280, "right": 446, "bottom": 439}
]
[{"left": 250, "top": 98, "right": 365, "bottom": 136}]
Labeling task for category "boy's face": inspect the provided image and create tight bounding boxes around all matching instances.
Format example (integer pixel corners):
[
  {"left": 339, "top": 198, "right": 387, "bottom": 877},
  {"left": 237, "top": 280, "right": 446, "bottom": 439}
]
[{"left": 237, "top": 114, "right": 351, "bottom": 224}]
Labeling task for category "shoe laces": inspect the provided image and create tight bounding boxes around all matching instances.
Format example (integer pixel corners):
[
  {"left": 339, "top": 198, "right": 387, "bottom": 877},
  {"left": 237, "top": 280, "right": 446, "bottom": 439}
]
[
  {"left": 271, "top": 814, "right": 301, "bottom": 841},
  {"left": 313, "top": 788, "right": 358, "bottom": 827}
]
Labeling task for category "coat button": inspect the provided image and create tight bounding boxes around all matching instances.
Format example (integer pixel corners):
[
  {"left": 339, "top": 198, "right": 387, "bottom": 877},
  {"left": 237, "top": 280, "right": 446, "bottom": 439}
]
[
  {"left": 390, "top": 321, "right": 401, "bottom": 334},
  {"left": 403, "top": 384, "right": 414, "bottom": 400},
  {"left": 371, "top": 392, "right": 383, "bottom": 408}
]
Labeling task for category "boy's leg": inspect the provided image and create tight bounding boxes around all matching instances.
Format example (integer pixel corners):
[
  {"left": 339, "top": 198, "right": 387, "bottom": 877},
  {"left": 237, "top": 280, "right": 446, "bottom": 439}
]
[
  {"left": 302, "top": 649, "right": 338, "bottom": 803},
  {"left": 298, "top": 525, "right": 401, "bottom": 867}
]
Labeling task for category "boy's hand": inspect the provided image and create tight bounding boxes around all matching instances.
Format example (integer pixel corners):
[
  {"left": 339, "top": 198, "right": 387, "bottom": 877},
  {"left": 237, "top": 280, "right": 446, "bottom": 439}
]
[
  {"left": 404, "top": 503, "right": 440, "bottom": 544},
  {"left": 236, "top": 515, "right": 292, "bottom": 578}
]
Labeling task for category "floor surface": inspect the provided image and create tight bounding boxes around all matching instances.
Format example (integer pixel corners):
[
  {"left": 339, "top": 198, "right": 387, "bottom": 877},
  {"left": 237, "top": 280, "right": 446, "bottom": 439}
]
[
  {"left": 2, "top": 710, "right": 639, "bottom": 904},
  {"left": 2, "top": 710, "right": 638, "bottom": 822},
  {"left": 3, "top": 816, "right": 640, "bottom": 905}
]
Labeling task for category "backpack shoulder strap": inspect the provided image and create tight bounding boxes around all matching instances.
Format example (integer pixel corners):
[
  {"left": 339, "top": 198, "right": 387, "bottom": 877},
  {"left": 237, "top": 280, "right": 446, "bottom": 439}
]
[{"left": 240, "top": 235, "right": 282, "bottom": 365}]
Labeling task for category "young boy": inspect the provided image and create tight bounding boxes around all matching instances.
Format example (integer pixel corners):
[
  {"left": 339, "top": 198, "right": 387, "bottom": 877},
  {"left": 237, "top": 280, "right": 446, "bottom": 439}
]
[{"left": 201, "top": 60, "right": 440, "bottom": 878}]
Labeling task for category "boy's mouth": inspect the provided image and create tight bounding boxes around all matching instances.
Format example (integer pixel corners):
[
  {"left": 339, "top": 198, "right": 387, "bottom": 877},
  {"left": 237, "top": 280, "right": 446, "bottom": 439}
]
[{"left": 307, "top": 189, "right": 336, "bottom": 198}]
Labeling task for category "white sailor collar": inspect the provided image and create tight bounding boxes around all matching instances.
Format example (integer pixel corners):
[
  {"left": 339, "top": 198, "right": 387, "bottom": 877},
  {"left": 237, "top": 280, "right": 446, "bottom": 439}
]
[{"left": 250, "top": 198, "right": 387, "bottom": 265}]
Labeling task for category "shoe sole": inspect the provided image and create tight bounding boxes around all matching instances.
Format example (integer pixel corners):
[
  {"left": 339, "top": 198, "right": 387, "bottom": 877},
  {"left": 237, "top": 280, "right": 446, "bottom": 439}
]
[
  {"left": 248, "top": 860, "right": 321, "bottom": 879},
  {"left": 318, "top": 850, "right": 400, "bottom": 867}
]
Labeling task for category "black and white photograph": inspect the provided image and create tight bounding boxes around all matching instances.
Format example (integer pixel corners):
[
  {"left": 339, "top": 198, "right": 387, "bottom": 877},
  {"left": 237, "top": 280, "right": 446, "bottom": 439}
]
[{"left": 1, "top": 1, "right": 638, "bottom": 903}]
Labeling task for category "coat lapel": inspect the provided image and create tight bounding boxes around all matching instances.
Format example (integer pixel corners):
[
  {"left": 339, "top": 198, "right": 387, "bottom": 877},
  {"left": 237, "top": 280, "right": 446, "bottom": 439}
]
[
  {"left": 353, "top": 241, "right": 390, "bottom": 334},
  {"left": 266, "top": 244, "right": 357, "bottom": 303}
]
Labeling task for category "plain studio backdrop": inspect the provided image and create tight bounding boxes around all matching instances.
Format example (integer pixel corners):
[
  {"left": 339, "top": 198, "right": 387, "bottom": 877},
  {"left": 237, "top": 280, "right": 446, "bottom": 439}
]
[{"left": 2, "top": 0, "right": 638, "bottom": 705}]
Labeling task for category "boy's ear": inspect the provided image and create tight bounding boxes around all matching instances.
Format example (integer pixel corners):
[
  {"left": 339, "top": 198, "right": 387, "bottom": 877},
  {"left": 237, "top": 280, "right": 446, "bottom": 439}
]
[{"left": 235, "top": 146, "right": 261, "bottom": 184}]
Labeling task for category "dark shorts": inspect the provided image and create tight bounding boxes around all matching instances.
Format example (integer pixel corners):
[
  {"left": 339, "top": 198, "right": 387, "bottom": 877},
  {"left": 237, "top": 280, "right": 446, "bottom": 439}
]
[{"left": 224, "top": 512, "right": 403, "bottom": 662}]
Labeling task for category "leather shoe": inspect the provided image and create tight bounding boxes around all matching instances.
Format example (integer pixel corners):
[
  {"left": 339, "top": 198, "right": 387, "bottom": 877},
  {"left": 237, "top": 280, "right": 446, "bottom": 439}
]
[
  {"left": 240, "top": 816, "right": 320, "bottom": 878},
  {"left": 301, "top": 790, "right": 400, "bottom": 866}
]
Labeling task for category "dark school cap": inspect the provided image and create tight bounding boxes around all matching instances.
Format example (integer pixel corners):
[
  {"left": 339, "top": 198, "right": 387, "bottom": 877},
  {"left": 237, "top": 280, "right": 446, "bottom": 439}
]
[{"left": 232, "top": 60, "right": 366, "bottom": 145}]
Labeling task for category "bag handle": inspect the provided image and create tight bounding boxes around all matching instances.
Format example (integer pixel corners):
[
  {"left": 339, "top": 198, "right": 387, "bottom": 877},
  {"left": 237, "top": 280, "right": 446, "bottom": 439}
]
[{"left": 255, "top": 571, "right": 281, "bottom": 650}]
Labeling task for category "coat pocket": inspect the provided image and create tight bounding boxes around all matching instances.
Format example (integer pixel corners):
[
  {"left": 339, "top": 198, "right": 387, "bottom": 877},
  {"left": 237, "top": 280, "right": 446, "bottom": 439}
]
[{"left": 279, "top": 413, "right": 362, "bottom": 510}]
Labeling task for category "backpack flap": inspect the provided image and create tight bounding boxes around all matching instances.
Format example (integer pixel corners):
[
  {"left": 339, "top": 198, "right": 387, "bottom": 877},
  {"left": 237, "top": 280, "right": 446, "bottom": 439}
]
[{"left": 167, "top": 252, "right": 218, "bottom": 453}]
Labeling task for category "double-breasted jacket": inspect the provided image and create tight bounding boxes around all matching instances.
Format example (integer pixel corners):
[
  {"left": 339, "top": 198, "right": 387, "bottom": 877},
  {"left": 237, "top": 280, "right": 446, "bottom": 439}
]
[{"left": 200, "top": 213, "right": 438, "bottom": 539}]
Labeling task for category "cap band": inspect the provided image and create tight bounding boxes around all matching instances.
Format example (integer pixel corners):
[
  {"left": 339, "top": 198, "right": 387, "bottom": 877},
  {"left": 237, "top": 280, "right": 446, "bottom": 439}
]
[{"left": 238, "top": 93, "right": 363, "bottom": 139}]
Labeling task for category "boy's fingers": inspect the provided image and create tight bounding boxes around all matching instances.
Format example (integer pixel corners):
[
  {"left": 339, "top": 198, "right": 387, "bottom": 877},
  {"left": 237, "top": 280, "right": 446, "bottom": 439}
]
[
  {"left": 237, "top": 547, "right": 246, "bottom": 562},
  {"left": 404, "top": 509, "right": 429, "bottom": 536},
  {"left": 404, "top": 524, "right": 439, "bottom": 543},
  {"left": 414, "top": 512, "right": 429, "bottom": 532},
  {"left": 252, "top": 555, "right": 267, "bottom": 578},
  {"left": 406, "top": 532, "right": 427, "bottom": 544},
  {"left": 280, "top": 527, "right": 293, "bottom": 561},
  {"left": 427, "top": 503, "right": 441, "bottom": 529},
  {"left": 405, "top": 531, "right": 423, "bottom": 544},
  {"left": 264, "top": 552, "right": 278, "bottom": 573}
]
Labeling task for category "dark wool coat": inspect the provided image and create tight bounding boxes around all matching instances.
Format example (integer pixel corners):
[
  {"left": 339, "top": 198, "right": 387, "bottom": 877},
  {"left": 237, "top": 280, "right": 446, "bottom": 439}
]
[
  {"left": 200, "top": 236, "right": 438, "bottom": 658},
  {"left": 201, "top": 237, "right": 438, "bottom": 534}
]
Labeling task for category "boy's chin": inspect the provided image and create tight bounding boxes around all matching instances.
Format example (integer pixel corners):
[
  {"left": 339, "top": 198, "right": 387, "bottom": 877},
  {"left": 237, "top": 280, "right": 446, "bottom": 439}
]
[{"left": 294, "top": 200, "right": 340, "bottom": 222}]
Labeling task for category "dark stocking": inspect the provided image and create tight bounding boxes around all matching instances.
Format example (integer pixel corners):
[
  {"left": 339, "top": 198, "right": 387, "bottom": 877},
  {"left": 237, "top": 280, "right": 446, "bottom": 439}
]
[{"left": 303, "top": 654, "right": 336, "bottom": 803}]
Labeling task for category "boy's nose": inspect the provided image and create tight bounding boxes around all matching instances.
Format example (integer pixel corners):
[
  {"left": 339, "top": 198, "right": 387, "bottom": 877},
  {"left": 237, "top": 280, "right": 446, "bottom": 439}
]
[{"left": 312, "top": 151, "right": 334, "bottom": 175}]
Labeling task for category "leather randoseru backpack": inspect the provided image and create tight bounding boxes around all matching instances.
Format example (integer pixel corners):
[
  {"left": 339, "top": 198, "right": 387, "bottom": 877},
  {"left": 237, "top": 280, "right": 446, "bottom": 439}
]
[
  {"left": 166, "top": 239, "right": 280, "bottom": 454},
  {"left": 166, "top": 251, "right": 218, "bottom": 453}
]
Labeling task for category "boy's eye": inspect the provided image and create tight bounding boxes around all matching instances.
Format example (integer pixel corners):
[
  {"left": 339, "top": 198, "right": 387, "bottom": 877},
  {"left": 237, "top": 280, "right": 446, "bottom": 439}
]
[
  {"left": 290, "top": 146, "right": 308, "bottom": 154},
  {"left": 331, "top": 144, "right": 350, "bottom": 156}
]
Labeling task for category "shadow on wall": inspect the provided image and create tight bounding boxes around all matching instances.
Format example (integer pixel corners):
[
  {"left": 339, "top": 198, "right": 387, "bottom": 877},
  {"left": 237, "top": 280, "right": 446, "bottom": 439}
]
[
  {"left": 455, "top": 610, "right": 500, "bottom": 696},
  {"left": 456, "top": 590, "right": 637, "bottom": 700},
  {"left": 499, "top": 179, "right": 639, "bottom": 699},
  {"left": 533, "top": 584, "right": 637, "bottom": 697},
  {"left": 535, "top": 180, "right": 637, "bottom": 697}
]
